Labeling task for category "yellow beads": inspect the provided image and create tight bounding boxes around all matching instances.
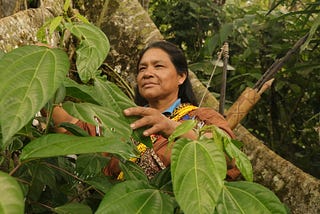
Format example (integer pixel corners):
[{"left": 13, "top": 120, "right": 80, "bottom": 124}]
[{"left": 171, "top": 104, "right": 198, "bottom": 121}]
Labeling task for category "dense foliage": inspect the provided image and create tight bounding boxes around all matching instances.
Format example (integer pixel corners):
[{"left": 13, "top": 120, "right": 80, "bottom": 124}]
[
  {"left": 0, "top": 2, "right": 287, "bottom": 213},
  {"left": 149, "top": 0, "right": 320, "bottom": 178}
]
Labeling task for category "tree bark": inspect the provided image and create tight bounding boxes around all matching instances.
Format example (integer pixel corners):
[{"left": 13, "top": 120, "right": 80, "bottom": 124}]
[
  {"left": 0, "top": 0, "right": 319, "bottom": 213},
  {"left": 0, "top": 0, "right": 64, "bottom": 52}
]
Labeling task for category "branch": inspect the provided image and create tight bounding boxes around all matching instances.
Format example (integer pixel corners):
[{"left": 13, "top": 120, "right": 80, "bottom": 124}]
[{"left": 253, "top": 33, "right": 309, "bottom": 90}]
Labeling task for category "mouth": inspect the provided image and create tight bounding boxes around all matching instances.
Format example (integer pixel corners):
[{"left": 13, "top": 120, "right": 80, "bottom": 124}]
[{"left": 142, "top": 82, "right": 157, "bottom": 88}]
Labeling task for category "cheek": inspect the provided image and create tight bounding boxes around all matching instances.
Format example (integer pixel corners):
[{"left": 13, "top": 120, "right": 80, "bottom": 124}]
[{"left": 136, "top": 74, "right": 143, "bottom": 85}]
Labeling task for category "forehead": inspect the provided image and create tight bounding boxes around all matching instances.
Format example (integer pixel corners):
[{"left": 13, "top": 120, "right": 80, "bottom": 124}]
[{"left": 139, "top": 48, "right": 171, "bottom": 64}]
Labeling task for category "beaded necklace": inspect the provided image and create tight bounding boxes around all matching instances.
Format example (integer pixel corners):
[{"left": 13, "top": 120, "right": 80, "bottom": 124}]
[{"left": 170, "top": 103, "right": 198, "bottom": 121}]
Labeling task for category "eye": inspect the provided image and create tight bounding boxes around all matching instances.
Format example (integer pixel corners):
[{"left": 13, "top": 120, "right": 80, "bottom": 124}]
[
  {"left": 155, "top": 64, "right": 164, "bottom": 68},
  {"left": 138, "top": 66, "right": 146, "bottom": 72}
]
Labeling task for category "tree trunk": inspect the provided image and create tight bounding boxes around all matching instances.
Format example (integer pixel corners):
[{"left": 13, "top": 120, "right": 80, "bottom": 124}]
[
  {"left": 0, "top": 0, "right": 64, "bottom": 51},
  {"left": 0, "top": 0, "right": 319, "bottom": 213}
]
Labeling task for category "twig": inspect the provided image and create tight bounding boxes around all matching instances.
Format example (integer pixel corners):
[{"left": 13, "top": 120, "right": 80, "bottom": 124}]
[
  {"left": 198, "top": 45, "right": 224, "bottom": 107},
  {"left": 219, "top": 42, "right": 229, "bottom": 115},
  {"left": 253, "top": 33, "right": 309, "bottom": 90}
]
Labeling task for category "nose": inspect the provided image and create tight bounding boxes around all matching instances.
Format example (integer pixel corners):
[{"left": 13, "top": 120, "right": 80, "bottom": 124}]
[{"left": 141, "top": 67, "right": 154, "bottom": 79}]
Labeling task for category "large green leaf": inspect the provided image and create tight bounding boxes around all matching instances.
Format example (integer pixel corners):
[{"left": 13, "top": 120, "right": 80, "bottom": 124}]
[
  {"left": 0, "top": 46, "right": 69, "bottom": 146},
  {"left": 215, "top": 181, "right": 287, "bottom": 214},
  {"left": 20, "top": 134, "right": 135, "bottom": 161},
  {"left": 95, "top": 180, "right": 174, "bottom": 214},
  {"left": 62, "top": 101, "right": 132, "bottom": 137},
  {"left": 64, "top": 77, "right": 152, "bottom": 147},
  {"left": 0, "top": 171, "right": 25, "bottom": 214},
  {"left": 65, "top": 23, "right": 110, "bottom": 83},
  {"left": 171, "top": 138, "right": 227, "bottom": 214}
]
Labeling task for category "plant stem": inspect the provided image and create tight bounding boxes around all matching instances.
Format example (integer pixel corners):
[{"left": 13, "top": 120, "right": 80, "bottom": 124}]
[{"left": 9, "top": 162, "right": 22, "bottom": 176}]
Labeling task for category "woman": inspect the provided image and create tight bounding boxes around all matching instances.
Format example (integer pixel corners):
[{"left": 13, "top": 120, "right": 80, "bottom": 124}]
[
  {"left": 52, "top": 40, "right": 238, "bottom": 180},
  {"left": 105, "top": 40, "right": 237, "bottom": 179}
]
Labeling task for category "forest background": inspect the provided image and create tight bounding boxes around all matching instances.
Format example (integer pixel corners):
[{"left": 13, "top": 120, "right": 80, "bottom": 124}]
[{"left": 146, "top": 0, "right": 320, "bottom": 178}]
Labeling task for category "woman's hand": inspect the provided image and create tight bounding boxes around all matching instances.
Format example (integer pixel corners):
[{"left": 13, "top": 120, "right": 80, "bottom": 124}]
[{"left": 124, "top": 106, "right": 180, "bottom": 138}]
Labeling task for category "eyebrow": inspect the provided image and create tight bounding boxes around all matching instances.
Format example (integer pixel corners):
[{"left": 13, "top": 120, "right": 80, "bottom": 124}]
[{"left": 139, "top": 59, "right": 166, "bottom": 66}]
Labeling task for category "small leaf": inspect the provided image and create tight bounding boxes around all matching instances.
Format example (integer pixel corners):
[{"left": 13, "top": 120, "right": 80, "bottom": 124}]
[
  {"left": 0, "top": 46, "right": 69, "bottom": 146},
  {"left": 20, "top": 134, "right": 134, "bottom": 161},
  {"left": 0, "top": 171, "right": 25, "bottom": 214},
  {"left": 215, "top": 181, "right": 287, "bottom": 214},
  {"left": 96, "top": 180, "right": 174, "bottom": 214},
  {"left": 168, "top": 120, "right": 197, "bottom": 143},
  {"left": 224, "top": 139, "right": 253, "bottom": 182},
  {"left": 63, "top": 0, "right": 71, "bottom": 12},
  {"left": 171, "top": 138, "right": 227, "bottom": 214},
  {"left": 54, "top": 202, "right": 92, "bottom": 214},
  {"left": 49, "top": 16, "right": 63, "bottom": 35},
  {"left": 74, "top": 13, "right": 90, "bottom": 24}
]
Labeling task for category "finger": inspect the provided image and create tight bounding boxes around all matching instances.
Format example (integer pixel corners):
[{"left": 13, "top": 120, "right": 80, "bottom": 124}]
[
  {"left": 130, "top": 116, "right": 154, "bottom": 130},
  {"left": 124, "top": 106, "right": 157, "bottom": 117},
  {"left": 142, "top": 122, "right": 169, "bottom": 136}
]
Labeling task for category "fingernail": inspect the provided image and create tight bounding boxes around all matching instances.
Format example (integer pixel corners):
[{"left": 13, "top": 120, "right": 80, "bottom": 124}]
[
  {"left": 130, "top": 123, "right": 135, "bottom": 129},
  {"left": 143, "top": 131, "right": 148, "bottom": 136}
]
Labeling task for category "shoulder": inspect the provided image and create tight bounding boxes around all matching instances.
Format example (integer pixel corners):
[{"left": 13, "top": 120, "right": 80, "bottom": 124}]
[{"left": 189, "top": 107, "right": 235, "bottom": 138}]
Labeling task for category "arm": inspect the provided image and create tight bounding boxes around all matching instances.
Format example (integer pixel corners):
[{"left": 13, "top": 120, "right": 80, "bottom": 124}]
[{"left": 51, "top": 105, "right": 80, "bottom": 133}]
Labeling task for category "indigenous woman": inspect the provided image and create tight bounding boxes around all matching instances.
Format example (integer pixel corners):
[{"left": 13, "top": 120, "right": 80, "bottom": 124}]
[
  {"left": 52, "top": 40, "right": 238, "bottom": 180},
  {"left": 104, "top": 41, "right": 236, "bottom": 179}
]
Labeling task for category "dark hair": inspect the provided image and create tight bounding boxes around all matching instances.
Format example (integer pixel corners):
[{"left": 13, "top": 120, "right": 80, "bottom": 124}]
[{"left": 134, "top": 40, "right": 198, "bottom": 106}]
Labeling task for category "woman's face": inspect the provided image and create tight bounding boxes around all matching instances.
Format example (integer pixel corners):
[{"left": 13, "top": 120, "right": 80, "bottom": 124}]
[{"left": 137, "top": 48, "right": 186, "bottom": 103}]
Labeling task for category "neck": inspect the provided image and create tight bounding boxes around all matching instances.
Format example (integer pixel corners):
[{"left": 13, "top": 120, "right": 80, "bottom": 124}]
[{"left": 148, "top": 97, "right": 178, "bottom": 112}]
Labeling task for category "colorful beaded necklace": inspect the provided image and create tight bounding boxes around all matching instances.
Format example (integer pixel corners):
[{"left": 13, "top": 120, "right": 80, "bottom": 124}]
[{"left": 170, "top": 103, "right": 198, "bottom": 121}]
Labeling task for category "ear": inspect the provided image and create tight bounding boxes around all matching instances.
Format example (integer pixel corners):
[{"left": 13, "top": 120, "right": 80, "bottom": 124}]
[{"left": 178, "top": 72, "right": 187, "bottom": 85}]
